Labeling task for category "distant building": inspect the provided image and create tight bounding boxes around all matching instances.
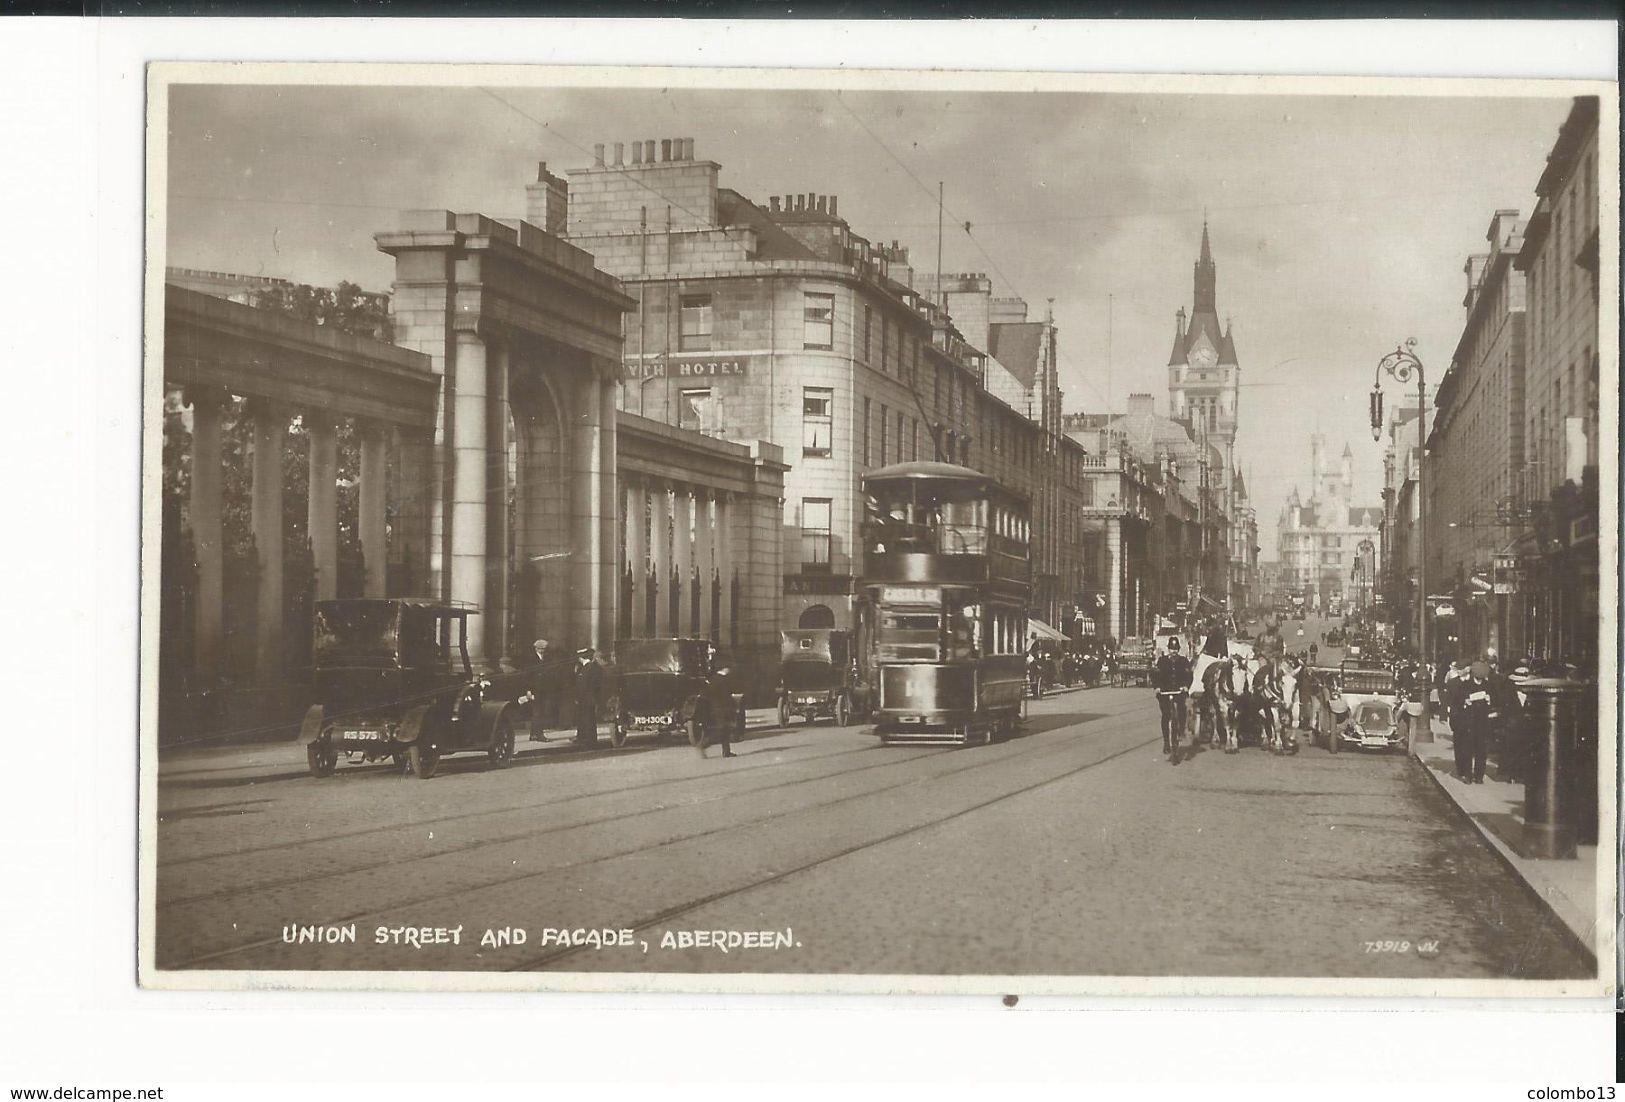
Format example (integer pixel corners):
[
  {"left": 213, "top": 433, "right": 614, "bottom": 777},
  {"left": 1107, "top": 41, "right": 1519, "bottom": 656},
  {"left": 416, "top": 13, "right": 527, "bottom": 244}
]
[{"left": 1277, "top": 435, "right": 1382, "bottom": 612}]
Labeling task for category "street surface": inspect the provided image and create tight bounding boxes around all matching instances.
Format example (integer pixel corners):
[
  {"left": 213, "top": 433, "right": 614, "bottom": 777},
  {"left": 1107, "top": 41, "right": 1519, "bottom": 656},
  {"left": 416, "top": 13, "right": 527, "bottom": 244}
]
[{"left": 153, "top": 614, "right": 1589, "bottom": 980}]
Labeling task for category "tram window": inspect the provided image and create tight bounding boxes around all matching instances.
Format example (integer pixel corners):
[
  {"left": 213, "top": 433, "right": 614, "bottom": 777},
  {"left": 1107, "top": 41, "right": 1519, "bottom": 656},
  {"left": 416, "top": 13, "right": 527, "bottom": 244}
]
[
  {"left": 944, "top": 594, "right": 980, "bottom": 661},
  {"left": 940, "top": 499, "right": 986, "bottom": 555}
]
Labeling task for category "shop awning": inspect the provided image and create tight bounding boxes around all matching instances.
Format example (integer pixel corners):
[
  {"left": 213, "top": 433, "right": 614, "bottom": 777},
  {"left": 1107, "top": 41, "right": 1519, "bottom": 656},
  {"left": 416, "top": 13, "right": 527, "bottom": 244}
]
[{"left": 1027, "top": 618, "right": 1068, "bottom": 643}]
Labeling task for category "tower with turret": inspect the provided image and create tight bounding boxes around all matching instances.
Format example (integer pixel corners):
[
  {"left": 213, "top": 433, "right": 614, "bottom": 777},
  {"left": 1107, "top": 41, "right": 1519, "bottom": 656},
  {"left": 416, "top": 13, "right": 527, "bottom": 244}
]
[{"left": 1166, "top": 222, "right": 1241, "bottom": 507}]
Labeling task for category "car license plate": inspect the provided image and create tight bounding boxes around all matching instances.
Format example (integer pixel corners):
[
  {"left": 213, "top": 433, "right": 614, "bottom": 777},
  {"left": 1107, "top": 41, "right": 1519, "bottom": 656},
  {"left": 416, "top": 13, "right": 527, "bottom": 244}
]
[
  {"left": 636, "top": 714, "right": 670, "bottom": 727},
  {"left": 341, "top": 729, "right": 386, "bottom": 742},
  {"left": 1362, "top": 735, "right": 1389, "bottom": 747}
]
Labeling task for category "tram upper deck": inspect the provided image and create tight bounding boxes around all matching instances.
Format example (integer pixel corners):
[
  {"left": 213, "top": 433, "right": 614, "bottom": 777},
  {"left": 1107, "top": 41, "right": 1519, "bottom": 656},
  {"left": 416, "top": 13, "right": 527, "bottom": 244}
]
[{"left": 860, "top": 461, "right": 1030, "bottom": 594}]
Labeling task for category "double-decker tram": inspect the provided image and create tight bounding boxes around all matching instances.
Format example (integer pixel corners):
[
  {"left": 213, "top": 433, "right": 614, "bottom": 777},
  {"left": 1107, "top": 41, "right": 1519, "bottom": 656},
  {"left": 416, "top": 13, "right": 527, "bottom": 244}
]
[{"left": 858, "top": 461, "right": 1031, "bottom": 746}]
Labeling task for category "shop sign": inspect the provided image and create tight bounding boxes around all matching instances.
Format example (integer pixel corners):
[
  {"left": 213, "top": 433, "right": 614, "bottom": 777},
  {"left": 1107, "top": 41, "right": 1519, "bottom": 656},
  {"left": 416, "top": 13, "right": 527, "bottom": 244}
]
[{"left": 626, "top": 355, "right": 754, "bottom": 379}]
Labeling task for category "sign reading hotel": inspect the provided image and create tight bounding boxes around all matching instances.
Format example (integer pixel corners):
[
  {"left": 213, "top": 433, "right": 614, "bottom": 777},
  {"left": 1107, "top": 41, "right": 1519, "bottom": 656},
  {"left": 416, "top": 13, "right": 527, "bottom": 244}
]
[{"left": 626, "top": 354, "right": 756, "bottom": 379}]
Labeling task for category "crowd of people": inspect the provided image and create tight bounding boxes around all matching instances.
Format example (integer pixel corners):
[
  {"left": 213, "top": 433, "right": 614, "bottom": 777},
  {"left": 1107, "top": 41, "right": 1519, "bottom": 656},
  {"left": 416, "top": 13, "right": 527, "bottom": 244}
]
[{"left": 1148, "top": 611, "right": 1544, "bottom": 782}]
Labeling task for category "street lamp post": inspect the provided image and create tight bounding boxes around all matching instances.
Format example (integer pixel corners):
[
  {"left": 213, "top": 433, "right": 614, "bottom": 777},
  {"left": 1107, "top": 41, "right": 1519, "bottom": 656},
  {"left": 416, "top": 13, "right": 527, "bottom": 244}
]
[{"left": 1371, "top": 338, "right": 1430, "bottom": 742}]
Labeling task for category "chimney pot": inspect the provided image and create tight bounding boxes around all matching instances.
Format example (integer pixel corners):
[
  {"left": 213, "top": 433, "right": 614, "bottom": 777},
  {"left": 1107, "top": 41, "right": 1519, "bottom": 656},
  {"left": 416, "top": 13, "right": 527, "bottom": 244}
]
[
  {"left": 645, "top": 140, "right": 656, "bottom": 163},
  {"left": 661, "top": 138, "right": 672, "bottom": 161},
  {"left": 593, "top": 143, "right": 605, "bottom": 166},
  {"left": 613, "top": 142, "right": 624, "bottom": 166},
  {"left": 829, "top": 196, "right": 838, "bottom": 217},
  {"left": 537, "top": 161, "right": 547, "bottom": 181},
  {"left": 769, "top": 196, "right": 780, "bottom": 213},
  {"left": 631, "top": 141, "right": 643, "bottom": 165},
  {"left": 684, "top": 138, "right": 695, "bottom": 159}
]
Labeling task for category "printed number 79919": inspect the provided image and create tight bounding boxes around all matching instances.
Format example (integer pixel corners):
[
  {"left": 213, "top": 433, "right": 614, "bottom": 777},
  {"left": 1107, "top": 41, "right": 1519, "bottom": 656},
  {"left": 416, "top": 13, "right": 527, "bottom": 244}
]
[{"left": 1364, "top": 940, "right": 1440, "bottom": 953}]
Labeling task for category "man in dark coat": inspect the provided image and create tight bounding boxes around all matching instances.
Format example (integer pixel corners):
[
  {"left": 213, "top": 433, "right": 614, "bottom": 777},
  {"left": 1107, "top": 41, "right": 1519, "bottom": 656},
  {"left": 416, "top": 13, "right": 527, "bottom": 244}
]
[
  {"left": 1448, "top": 660, "right": 1495, "bottom": 783},
  {"left": 573, "top": 647, "right": 603, "bottom": 747},
  {"left": 1152, "top": 637, "right": 1193, "bottom": 757}
]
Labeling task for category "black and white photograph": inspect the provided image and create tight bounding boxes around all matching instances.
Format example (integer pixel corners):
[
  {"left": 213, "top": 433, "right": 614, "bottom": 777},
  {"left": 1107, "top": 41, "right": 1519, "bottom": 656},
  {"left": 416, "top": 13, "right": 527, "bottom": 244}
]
[{"left": 140, "top": 63, "right": 1616, "bottom": 995}]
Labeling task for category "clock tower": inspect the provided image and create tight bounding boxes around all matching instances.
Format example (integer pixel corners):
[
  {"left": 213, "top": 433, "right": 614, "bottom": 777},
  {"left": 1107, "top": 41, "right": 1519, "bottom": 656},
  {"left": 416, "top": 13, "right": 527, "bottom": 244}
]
[{"left": 1166, "top": 221, "right": 1240, "bottom": 504}]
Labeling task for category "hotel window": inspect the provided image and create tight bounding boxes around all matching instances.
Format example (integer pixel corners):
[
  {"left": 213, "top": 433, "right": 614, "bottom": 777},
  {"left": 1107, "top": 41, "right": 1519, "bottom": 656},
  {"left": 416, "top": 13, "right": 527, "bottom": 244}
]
[
  {"left": 803, "top": 292, "right": 835, "bottom": 350},
  {"left": 802, "top": 386, "right": 834, "bottom": 458},
  {"left": 677, "top": 388, "right": 711, "bottom": 434},
  {"left": 863, "top": 305, "right": 874, "bottom": 364},
  {"left": 679, "top": 294, "right": 712, "bottom": 352},
  {"left": 801, "top": 498, "right": 832, "bottom": 572},
  {"left": 896, "top": 411, "right": 904, "bottom": 463},
  {"left": 862, "top": 397, "right": 872, "bottom": 466},
  {"left": 880, "top": 404, "right": 889, "bottom": 465},
  {"left": 880, "top": 317, "right": 891, "bottom": 374},
  {"left": 911, "top": 419, "right": 919, "bottom": 461}
]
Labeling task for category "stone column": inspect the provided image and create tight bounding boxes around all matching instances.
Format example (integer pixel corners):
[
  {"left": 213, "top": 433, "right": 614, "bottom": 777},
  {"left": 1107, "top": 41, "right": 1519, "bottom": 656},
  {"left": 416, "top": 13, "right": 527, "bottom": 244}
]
[
  {"left": 484, "top": 341, "right": 510, "bottom": 663},
  {"left": 306, "top": 410, "right": 340, "bottom": 602},
  {"left": 1107, "top": 516, "right": 1123, "bottom": 641},
  {"left": 357, "top": 418, "right": 388, "bottom": 599},
  {"left": 188, "top": 387, "right": 227, "bottom": 680},
  {"left": 717, "top": 492, "right": 735, "bottom": 645},
  {"left": 673, "top": 484, "right": 694, "bottom": 635},
  {"left": 651, "top": 481, "right": 672, "bottom": 635},
  {"left": 571, "top": 367, "right": 604, "bottom": 650},
  {"left": 449, "top": 328, "right": 489, "bottom": 662},
  {"left": 248, "top": 399, "right": 287, "bottom": 679},
  {"left": 394, "top": 426, "right": 435, "bottom": 597},
  {"left": 597, "top": 376, "right": 619, "bottom": 646},
  {"left": 694, "top": 489, "right": 715, "bottom": 637},
  {"left": 625, "top": 478, "right": 646, "bottom": 635}
]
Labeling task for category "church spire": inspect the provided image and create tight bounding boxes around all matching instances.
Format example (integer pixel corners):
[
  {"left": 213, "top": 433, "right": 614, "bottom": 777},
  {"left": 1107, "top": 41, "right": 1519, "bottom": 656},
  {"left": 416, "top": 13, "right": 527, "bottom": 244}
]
[{"left": 1193, "top": 219, "right": 1217, "bottom": 314}]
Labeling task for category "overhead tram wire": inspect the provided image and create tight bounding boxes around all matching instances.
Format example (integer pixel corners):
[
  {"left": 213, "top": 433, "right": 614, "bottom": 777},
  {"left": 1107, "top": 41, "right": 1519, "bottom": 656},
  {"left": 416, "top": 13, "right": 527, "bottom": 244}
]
[{"left": 835, "top": 95, "right": 1113, "bottom": 413}]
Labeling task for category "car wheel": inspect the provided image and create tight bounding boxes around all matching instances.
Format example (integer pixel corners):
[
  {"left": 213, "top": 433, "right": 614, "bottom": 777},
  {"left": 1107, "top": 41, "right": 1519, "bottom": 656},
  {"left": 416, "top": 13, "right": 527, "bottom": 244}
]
[
  {"left": 686, "top": 717, "right": 704, "bottom": 747},
  {"left": 408, "top": 741, "right": 440, "bottom": 779},
  {"left": 836, "top": 694, "right": 850, "bottom": 728},
  {"left": 609, "top": 723, "right": 628, "bottom": 749},
  {"left": 307, "top": 740, "right": 337, "bottom": 778},
  {"left": 777, "top": 698, "right": 789, "bottom": 729},
  {"left": 487, "top": 712, "right": 515, "bottom": 768}
]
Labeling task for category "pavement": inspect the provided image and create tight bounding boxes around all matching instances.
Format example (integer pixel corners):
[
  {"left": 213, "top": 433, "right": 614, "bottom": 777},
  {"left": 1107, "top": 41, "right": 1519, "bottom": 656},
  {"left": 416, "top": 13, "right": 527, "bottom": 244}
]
[{"left": 1411, "top": 720, "right": 1599, "bottom": 958}]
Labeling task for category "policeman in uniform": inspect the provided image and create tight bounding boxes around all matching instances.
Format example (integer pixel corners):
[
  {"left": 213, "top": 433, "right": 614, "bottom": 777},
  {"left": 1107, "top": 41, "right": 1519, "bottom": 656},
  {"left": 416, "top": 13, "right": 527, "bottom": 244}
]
[{"left": 1152, "top": 637, "right": 1193, "bottom": 757}]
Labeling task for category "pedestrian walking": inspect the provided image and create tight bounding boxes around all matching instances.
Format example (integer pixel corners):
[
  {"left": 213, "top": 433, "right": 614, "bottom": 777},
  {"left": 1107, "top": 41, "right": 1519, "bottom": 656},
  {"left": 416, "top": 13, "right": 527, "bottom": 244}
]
[
  {"left": 697, "top": 646, "right": 738, "bottom": 759},
  {"left": 1447, "top": 660, "right": 1495, "bottom": 783},
  {"left": 573, "top": 646, "right": 603, "bottom": 747},
  {"left": 528, "top": 638, "right": 551, "bottom": 742},
  {"left": 1487, "top": 653, "right": 1525, "bottom": 783}
]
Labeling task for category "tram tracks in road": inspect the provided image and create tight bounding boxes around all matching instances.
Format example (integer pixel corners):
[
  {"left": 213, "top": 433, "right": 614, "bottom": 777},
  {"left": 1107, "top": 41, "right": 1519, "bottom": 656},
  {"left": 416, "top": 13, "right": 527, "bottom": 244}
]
[
  {"left": 158, "top": 742, "right": 946, "bottom": 908},
  {"left": 159, "top": 739, "right": 881, "bottom": 870},
  {"left": 161, "top": 707, "right": 1153, "bottom": 970},
  {"left": 509, "top": 726, "right": 1164, "bottom": 972}
]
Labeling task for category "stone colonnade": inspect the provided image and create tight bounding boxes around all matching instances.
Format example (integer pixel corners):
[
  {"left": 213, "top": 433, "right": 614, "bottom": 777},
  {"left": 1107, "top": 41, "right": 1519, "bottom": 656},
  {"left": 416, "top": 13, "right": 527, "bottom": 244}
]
[
  {"left": 619, "top": 476, "right": 740, "bottom": 643},
  {"left": 183, "top": 386, "right": 401, "bottom": 682}
]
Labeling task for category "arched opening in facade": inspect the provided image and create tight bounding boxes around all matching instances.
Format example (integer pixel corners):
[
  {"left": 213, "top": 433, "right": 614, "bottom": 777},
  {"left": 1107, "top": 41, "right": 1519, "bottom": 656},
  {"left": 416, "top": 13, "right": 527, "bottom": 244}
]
[
  {"left": 508, "top": 364, "right": 570, "bottom": 663},
  {"left": 798, "top": 604, "right": 836, "bottom": 629}
]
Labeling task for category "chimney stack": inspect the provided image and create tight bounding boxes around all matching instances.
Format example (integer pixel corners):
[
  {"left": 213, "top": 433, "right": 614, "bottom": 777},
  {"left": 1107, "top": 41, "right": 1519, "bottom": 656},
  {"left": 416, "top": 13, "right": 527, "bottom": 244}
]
[
  {"left": 829, "top": 195, "right": 838, "bottom": 217},
  {"left": 683, "top": 138, "right": 694, "bottom": 159},
  {"left": 769, "top": 196, "right": 781, "bottom": 213},
  {"left": 661, "top": 138, "right": 672, "bottom": 162},
  {"left": 613, "top": 142, "right": 624, "bottom": 166},
  {"left": 592, "top": 144, "right": 605, "bottom": 167},
  {"left": 644, "top": 139, "right": 656, "bottom": 164},
  {"left": 631, "top": 141, "right": 644, "bottom": 165}
]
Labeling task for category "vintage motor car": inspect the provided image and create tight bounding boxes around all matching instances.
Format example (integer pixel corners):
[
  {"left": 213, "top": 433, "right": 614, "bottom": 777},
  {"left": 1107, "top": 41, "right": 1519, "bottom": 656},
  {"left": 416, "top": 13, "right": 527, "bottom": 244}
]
[
  {"left": 301, "top": 599, "right": 531, "bottom": 779},
  {"left": 1322, "top": 659, "right": 1415, "bottom": 752},
  {"left": 1116, "top": 637, "right": 1153, "bottom": 686},
  {"left": 777, "top": 629, "right": 866, "bottom": 727},
  {"left": 611, "top": 637, "right": 745, "bottom": 749}
]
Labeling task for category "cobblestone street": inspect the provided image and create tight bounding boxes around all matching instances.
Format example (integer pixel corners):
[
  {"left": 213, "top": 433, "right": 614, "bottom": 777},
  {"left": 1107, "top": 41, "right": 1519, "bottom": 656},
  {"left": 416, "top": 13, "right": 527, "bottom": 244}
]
[{"left": 154, "top": 679, "right": 1592, "bottom": 981}]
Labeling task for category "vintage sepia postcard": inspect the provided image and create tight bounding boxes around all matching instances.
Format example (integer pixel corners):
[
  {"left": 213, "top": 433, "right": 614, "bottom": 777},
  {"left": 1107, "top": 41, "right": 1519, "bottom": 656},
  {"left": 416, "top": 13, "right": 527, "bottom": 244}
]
[{"left": 140, "top": 61, "right": 1618, "bottom": 997}]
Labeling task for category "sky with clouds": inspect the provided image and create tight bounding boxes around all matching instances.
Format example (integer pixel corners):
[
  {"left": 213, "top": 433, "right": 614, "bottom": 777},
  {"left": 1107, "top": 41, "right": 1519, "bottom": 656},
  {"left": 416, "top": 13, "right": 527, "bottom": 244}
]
[{"left": 165, "top": 80, "right": 1576, "bottom": 556}]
